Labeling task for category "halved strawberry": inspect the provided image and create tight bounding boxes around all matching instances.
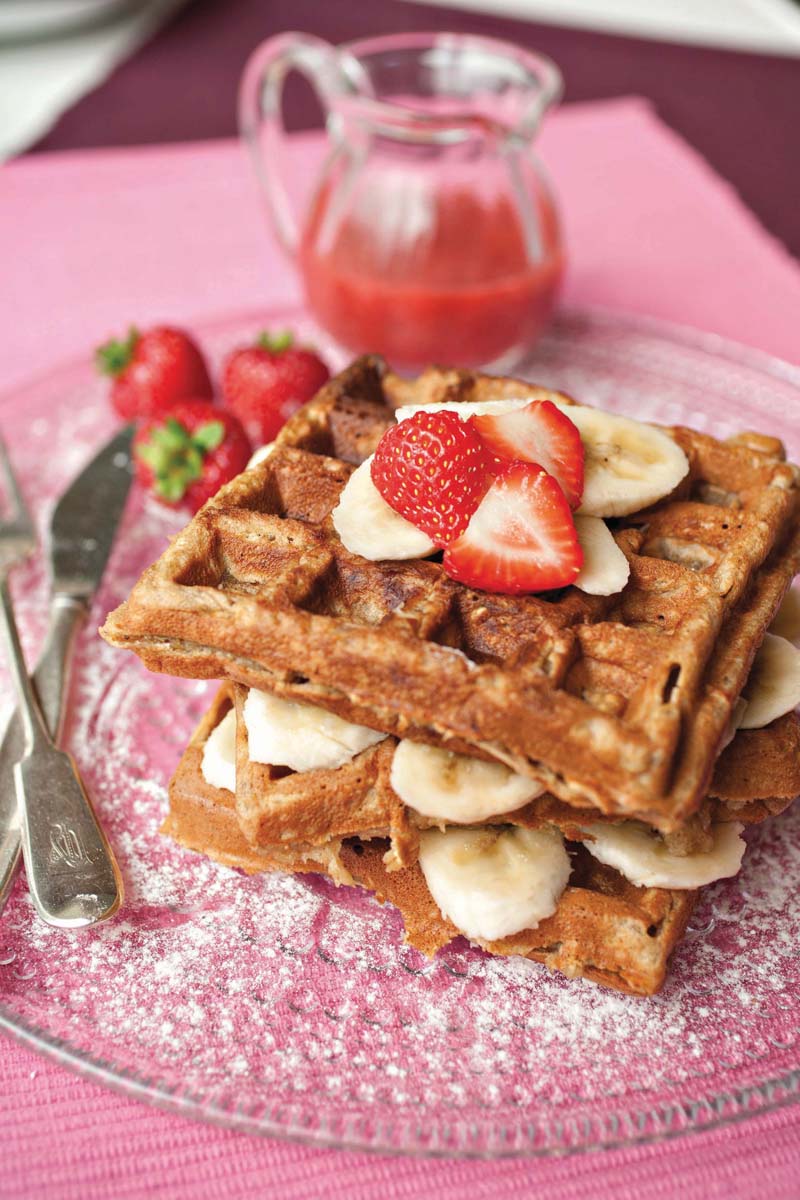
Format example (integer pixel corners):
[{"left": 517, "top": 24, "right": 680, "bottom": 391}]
[
  {"left": 443, "top": 462, "right": 583, "bottom": 594},
  {"left": 469, "top": 400, "right": 584, "bottom": 508},
  {"left": 371, "top": 411, "right": 492, "bottom": 546}
]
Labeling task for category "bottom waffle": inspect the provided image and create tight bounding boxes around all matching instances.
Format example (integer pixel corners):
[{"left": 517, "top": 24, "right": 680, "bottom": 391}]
[
  {"left": 338, "top": 839, "right": 694, "bottom": 996},
  {"left": 166, "top": 716, "right": 693, "bottom": 994},
  {"left": 163, "top": 690, "right": 351, "bottom": 882},
  {"left": 165, "top": 687, "right": 799, "bottom": 995}
]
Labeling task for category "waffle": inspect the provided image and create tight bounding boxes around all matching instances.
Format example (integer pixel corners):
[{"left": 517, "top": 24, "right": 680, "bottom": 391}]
[
  {"left": 232, "top": 675, "right": 800, "bottom": 861},
  {"left": 166, "top": 687, "right": 694, "bottom": 994},
  {"left": 231, "top": 684, "right": 412, "bottom": 863},
  {"left": 164, "top": 687, "right": 799, "bottom": 995},
  {"left": 338, "top": 839, "right": 693, "bottom": 996},
  {"left": 163, "top": 687, "right": 354, "bottom": 882},
  {"left": 102, "top": 357, "right": 800, "bottom": 830}
]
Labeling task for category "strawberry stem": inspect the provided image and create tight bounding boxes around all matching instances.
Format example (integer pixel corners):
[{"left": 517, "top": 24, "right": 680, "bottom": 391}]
[
  {"left": 96, "top": 326, "right": 139, "bottom": 376},
  {"left": 135, "top": 418, "right": 224, "bottom": 502},
  {"left": 256, "top": 329, "right": 293, "bottom": 354}
]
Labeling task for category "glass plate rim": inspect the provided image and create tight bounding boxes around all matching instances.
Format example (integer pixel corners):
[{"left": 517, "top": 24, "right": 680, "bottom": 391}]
[{"left": 1, "top": 303, "right": 799, "bottom": 1159}]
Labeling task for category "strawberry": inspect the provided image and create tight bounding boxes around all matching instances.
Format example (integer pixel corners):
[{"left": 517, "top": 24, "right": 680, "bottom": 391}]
[
  {"left": 371, "top": 411, "right": 492, "bottom": 546},
  {"left": 96, "top": 325, "right": 213, "bottom": 421},
  {"left": 469, "top": 400, "right": 584, "bottom": 508},
  {"left": 443, "top": 462, "right": 583, "bottom": 594},
  {"left": 133, "top": 401, "right": 251, "bottom": 513},
  {"left": 221, "top": 331, "right": 330, "bottom": 445}
]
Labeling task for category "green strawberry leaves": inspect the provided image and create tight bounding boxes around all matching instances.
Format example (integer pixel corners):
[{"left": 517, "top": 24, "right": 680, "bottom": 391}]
[
  {"left": 96, "top": 326, "right": 140, "bottom": 376},
  {"left": 192, "top": 421, "right": 225, "bottom": 451},
  {"left": 136, "top": 417, "right": 224, "bottom": 502},
  {"left": 255, "top": 329, "right": 293, "bottom": 354}
]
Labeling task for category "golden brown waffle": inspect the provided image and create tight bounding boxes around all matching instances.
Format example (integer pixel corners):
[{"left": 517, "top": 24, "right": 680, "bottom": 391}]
[
  {"left": 166, "top": 686, "right": 696, "bottom": 995},
  {"left": 164, "top": 688, "right": 799, "bottom": 995},
  {"left": 232, "top": 684, "right": 414, "bottom": 865},
  {"left": 229, "top": 682, "right": 800, "bottom": 862},
  {"left": 103, "top": 357, "right": 800, "bottom": 831},
  {"left": 164, "top": 688, "right": 353, "bottom": 882},
  {"left": 339, "top": 839, "right": 694, "bottom": 996},
  {"left": 708, "top": 712, "right": 800, "bottom": 823}
]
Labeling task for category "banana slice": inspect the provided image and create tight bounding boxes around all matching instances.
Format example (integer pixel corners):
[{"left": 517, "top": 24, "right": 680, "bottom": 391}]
[
  {"left": 419, "top": 825, "right": 570, "bottom": 942},
  {"left": 739, "top": 633, "right": 800, "bottom": 729},
  {"left": 720, "top": 696, "right": 748, "bottom": 750},
  {"left": 580, "top": 820, "right": 745, "bottom": 889},
  {"left": 549, "top": 403, "right": 689, "bottom": 517},
  {"left": 390, "top": 740, "right": 543, "bottom": 824},
  {"left": 201, "top": 708, "right": 237, "bottom": 793},
  {"left": 573, "top": 515, "right": 630, "bottom": 596},
  {"left": 394, "top": 398, "right": 531, "bottom": 424},
  {"left": 243, "top": 688, "right": 387, "bottom": 772},
  {"left": 769, "top": 587, "right": 800, "bottom": 643},
  {"left": 247, "top": 441, "right": 275, "bottom": 470},
  {"left": 331, "top": 456, "right": 437, "bottom": 561}
]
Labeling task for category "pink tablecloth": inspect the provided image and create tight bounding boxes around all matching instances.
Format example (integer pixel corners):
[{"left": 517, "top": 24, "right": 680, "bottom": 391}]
[{"left": 1, "top": 97, "right": 800, "bottom": 1199}]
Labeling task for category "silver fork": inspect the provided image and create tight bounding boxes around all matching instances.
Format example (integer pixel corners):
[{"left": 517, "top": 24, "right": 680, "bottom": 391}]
[{"left": 0, "top": 437, "right": 122, "bottom": 927}]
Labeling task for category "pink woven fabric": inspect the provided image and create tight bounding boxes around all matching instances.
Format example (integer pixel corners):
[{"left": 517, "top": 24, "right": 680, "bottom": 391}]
[
  {"left": 1, "top": 98, "right": 800, "bottom": 1199},
  {"left": 2, "top": 96, "right": 800, "bottom": 391}
]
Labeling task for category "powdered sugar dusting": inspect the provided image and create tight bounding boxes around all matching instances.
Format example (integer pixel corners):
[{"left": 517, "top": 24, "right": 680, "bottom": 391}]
[{"left": 1, "top": 310, "right": 799, "bottom": 1156}]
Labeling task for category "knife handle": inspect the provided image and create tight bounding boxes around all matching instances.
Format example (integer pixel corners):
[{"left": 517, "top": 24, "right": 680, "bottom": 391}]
[{"left": 0, "top": 596, "right": 86, "bottom": 912}]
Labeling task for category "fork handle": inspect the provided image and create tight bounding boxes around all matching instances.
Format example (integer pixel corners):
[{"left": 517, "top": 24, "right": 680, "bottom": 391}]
[
  {"left": 0, "top": 576, "right": 51, "bottom": 754},
  {"left": 0, "top": 595, "right": 85, "bottom": 911},
  {"left": 34, "top": 595, "right": 86, "bottom": 740}
]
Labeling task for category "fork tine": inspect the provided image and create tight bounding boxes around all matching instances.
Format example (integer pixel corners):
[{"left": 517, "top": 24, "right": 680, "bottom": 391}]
[{"left": 0, "top": 433, "right": 35, "bottom": 534}]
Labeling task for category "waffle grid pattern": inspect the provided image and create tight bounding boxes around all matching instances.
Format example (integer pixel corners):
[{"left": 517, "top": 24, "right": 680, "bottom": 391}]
[{"left": 103, "top": 358, "right": 800, "bottom": 830}]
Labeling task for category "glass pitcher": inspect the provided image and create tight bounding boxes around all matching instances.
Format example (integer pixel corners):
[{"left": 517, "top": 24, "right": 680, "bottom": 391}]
[{"left": 240, "top": 31, "right": 564, "bottom": 371}]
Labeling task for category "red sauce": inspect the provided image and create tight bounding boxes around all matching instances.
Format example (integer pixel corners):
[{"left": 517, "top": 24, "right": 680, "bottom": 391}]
[{"left": 299, "top": 187, "right": 564, "bottom": 369}]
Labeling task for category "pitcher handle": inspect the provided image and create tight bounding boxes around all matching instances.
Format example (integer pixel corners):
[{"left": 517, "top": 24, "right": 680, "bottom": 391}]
[
  {"left": 517, "top": 50, "right": 563, "bottom": 139},
  {"left": 239, "top": 32, "right": 348, "bottom": 257}
]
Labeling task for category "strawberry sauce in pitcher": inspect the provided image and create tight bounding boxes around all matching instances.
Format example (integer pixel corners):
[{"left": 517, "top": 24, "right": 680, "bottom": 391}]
[
  {"left": 241, "top": 32, "right": 565, "bottom": 369},
  {"left": 300, "top": 185, "right": 563, "bottom": 368}
]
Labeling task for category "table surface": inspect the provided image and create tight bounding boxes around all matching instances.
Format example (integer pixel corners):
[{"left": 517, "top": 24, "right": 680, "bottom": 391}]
[{"left": 30, "top": 0, "right": 800, "bottom": 259}]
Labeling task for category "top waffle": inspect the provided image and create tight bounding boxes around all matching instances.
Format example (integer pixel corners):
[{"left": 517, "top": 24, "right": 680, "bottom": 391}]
[{"left": 102, "top": 357, "right": 800, "bottom": 830}]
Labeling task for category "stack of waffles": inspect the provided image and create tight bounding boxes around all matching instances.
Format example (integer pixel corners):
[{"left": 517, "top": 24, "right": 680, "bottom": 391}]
[{"left": 102, "top": 359, "right": 800, "bottom": 995}]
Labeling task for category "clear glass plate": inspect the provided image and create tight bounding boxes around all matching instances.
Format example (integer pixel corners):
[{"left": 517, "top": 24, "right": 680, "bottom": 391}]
[{"left": 0, "top": 307, "right": 799, "bottom": 1158}]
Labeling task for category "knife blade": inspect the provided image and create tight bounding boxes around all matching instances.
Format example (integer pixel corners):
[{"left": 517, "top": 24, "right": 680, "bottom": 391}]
[{"left": 0, "top": 424, "right": 134, "bottom": 912}]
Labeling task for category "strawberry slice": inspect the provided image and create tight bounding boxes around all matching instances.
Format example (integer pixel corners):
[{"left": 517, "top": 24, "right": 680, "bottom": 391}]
[
  {"left": 469, "top": 400, "right": 584, "bottom": 508},
  {"left": 443, "top": 462, "right": 583, "bottom": 594},
  {"left": 371, "top": 411, "right": 491, "bottom": 546}
]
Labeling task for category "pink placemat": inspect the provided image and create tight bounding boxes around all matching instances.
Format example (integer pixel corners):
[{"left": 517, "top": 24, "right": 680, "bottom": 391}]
[
  {"left": 2, "top": 96, "right": 800, "bottom": 392},
  {"left": 1, "top": 97, "right": 800, "bottom": 1199}
]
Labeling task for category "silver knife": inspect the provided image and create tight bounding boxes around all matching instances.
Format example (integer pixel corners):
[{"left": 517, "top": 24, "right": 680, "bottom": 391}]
[{"left": 0, "top": 425, "right": 134, "bottom": 914}]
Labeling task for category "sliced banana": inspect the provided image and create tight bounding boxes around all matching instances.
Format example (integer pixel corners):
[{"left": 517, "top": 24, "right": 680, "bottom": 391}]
[
  {"left": 331, "top": 456, "right": 437, "bottom": 561},
  {"left": 247, "top": 441, "right": 276, "bottom": 470},
  {"left": 550, "top": 402, "right": 689, "bottom": 517},
  {"left": 390, "top": 740, "right": 543, "bottom": 824},
  {"left": 769, "top": 587, "right": 800, "bottom": 643},
  {"left": 243, "top": 688, "right": 387, "bottom": 772},
  {"left": 720, "top": 696, "right": 748, "bottom": 750},
  {"left": 418, "top": 825, "right": 571, "bottom": 942},
  {"left": 394, "top": 398, "right": 532, "bottom": 424},
  {"left": 739, "top": 633, "right": 800, "bottom": 729},
  {"left": 201, "top": 708, "right": 237, "bottom": 793},
  {"left": 580, "top": 820, "right": 745, "bottom": 889},
  {"left": 573, "top": 515, "right": 630, "bottom": 596}
]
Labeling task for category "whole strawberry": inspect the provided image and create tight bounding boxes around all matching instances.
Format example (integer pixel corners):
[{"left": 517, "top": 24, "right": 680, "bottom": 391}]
[
  {"left": 133, "top": 401, "right": 251, "bottom": 513},
  {"left": 97, "top": 325, "right": 213, "bottom": 421},
  {"left": 371, "top": 410, "right": 492, "bottom": 546},
  {"left": 221, "top": 330, "right": 330, "bottom": 445}
]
